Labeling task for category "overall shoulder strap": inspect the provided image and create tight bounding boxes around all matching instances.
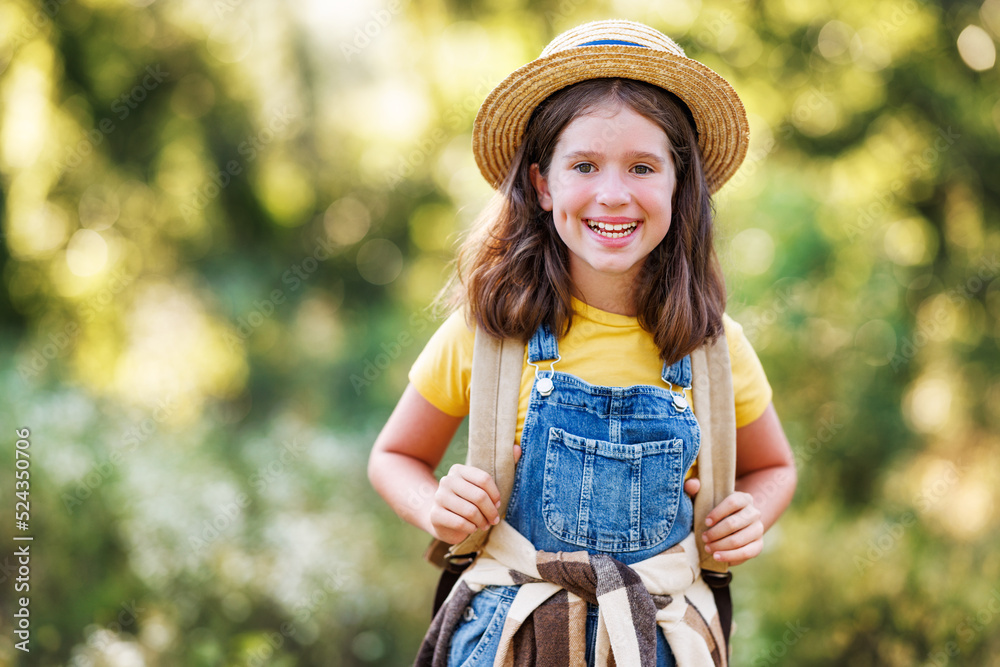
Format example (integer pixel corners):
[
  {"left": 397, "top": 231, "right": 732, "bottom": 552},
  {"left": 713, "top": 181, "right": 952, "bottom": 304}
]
[
  {"left": 690, "top": 329, "right": 737, "bottom": 574},
  {"left": 448, "top": 325, "right": 523, "bottom": 557}
]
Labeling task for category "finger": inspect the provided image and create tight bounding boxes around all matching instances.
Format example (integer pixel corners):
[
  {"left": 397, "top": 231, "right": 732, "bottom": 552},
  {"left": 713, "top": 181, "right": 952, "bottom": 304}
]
[
  {"left": 450, "top": 464, "right": 503, "bottom": 508},
  {"left": 707, "top": 536, "right": 763, "bottom": 566},
  {"left": 704, "top": 491, "right": 754, "bottom": 529},
  {"left": 442, "top": 468, "right": 501, "bottom": 525},
  {"left": 703, "top": 503, "right": 762, "bottom": 543},
  {"left": 428, "top": 505, "right": 479, "bottom": 544},
  {"left": 436, "top": 489, "right": 493, "bottom": 531},
  {"left": 704, "top": 522, "right": 764, "bottom": 555},
  {"left": 684, "top": 477, "right": 701, "bottom": 497},
  {"left": 513, "top": 444, "right": 522, "bottom": 465}
]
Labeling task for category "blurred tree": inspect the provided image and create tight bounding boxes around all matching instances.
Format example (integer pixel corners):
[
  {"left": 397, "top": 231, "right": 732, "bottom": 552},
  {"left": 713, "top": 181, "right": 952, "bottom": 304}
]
[{"left": 0, "top": 0, "right": 998, "bottom": 664}]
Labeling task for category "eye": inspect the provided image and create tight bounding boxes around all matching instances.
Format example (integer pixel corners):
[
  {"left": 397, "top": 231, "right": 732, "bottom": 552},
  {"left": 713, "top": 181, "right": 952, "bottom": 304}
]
[
  {"left": 573, "top": 163, "right": 595, "bottom": 174},
  {"left": 632, "top": 164, "right": 653, "bottom": 175}
]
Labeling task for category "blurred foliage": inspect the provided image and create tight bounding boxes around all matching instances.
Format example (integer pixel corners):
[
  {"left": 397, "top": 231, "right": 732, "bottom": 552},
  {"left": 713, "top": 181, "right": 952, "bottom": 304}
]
[{"left": 0, "top": 0, "right": 999, "bottom": 665}]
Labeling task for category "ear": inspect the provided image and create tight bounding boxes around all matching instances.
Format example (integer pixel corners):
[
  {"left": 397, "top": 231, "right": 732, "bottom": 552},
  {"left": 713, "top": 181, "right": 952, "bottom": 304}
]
[{"left": 529, "top": 164, "right": 553, "bottom": 212}]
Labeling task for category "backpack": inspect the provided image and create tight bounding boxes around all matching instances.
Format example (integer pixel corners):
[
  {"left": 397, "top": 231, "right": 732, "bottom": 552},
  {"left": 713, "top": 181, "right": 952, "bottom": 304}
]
[{"left": 424, "top": 326, "right": 737, "bottom": 647}]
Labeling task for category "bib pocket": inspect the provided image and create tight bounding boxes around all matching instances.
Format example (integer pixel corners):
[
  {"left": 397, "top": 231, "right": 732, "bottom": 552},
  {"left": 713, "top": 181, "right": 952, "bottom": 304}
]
[{"left": 542, "top": 427, "right": 684, "bottom": 552}]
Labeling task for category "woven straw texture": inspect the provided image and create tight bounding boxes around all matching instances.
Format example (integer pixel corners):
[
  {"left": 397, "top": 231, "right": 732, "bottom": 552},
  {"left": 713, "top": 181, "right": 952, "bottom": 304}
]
[{"left": 473, "top": 20, "right": 749, "bottom": 194}]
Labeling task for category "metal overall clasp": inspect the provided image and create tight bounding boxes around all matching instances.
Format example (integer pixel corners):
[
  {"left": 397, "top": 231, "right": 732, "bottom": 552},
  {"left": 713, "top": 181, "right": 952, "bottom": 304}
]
[
  {"left": 665, "top": 379, "right": 691, "bottom": 412},
  {"left": 527, "top": 354, "right": 561, "bottom": 396}
]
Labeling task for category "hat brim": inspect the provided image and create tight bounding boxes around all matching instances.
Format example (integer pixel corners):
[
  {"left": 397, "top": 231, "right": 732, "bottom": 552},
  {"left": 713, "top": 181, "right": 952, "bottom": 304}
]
[{"left": 473, "top": 45, "right": 749, "bottom": 194}]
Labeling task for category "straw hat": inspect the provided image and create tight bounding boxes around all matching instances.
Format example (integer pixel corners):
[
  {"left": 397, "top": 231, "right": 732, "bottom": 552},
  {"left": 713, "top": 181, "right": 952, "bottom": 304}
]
[{"left": 472, "top": 20, "right": 749, "bottom": 194}]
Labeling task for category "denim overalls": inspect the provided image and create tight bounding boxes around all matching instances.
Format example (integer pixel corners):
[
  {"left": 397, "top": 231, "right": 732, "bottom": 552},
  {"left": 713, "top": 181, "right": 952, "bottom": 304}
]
[{"left": 447, "top": 323, "right": 702, "bottom": 667}]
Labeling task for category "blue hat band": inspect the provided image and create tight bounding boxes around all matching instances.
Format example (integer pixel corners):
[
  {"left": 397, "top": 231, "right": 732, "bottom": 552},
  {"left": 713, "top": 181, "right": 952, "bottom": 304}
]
[{"left": 577, "top": 39, "right": 648, "bottom": 48}]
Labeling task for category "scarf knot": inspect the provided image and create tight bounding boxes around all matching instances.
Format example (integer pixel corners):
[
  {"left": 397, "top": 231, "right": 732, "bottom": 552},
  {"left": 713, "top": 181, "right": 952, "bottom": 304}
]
[{"left": 415, "top": 521, "right": 728, "bottom": 667}]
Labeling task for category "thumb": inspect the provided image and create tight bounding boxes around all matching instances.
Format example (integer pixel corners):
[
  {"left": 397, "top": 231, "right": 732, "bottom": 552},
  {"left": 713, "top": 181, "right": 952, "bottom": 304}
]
[
  {"left": 684, "top": 477, "right": 701, "bottom": 497},
  {"left": 513, "top": 443, "right": 522, "bottom": 464}
]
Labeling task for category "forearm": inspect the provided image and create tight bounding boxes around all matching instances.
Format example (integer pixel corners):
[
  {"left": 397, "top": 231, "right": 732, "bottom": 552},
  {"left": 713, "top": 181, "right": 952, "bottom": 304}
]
[
  {"left": 368, "top": 450, "right": 438, "bottom": 535},
  {"left": 734, "top": 463, "right": 797, "bottom": 533},
  {"left": 368, "top": 384, "right": 467, "bottom": 538}
]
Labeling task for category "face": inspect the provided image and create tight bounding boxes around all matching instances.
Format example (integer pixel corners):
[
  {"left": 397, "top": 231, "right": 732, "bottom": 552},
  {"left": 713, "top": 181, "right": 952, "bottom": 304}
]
[{"left": 530, "top": 102, "right": 677, "bottom": 296}]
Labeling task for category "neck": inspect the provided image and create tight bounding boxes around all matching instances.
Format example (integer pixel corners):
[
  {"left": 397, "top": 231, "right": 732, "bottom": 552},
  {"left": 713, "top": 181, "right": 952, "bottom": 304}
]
[{"left": 569, "top": 260, "right": 639, "bottom": 316}]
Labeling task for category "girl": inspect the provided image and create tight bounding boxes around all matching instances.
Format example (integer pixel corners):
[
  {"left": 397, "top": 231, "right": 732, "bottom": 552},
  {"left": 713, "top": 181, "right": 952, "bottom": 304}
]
[{"left": 369, "top": 20, "right": 796, "bottom": 666}]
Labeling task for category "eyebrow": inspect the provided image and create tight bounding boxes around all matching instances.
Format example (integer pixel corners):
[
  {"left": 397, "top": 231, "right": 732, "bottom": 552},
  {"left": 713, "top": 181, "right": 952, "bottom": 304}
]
[{"left": 561, "top": 150, "right": 668, "bottom": 165}]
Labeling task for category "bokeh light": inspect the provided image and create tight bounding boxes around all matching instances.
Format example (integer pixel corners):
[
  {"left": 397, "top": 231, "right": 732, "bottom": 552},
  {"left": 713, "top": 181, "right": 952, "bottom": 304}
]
[{"left": 1, "top": 1, "right": 998, "bottom": 665}]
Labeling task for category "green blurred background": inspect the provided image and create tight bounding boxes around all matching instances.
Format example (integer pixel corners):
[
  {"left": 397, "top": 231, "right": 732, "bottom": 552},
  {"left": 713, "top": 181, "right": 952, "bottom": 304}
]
[{"left": 1, "top": 0, "right": 998, "bottom": 664}]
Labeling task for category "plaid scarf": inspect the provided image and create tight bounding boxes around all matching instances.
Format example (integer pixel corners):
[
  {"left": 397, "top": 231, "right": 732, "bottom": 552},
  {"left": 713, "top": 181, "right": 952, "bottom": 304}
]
[{"left": 415, "top": 521, "right": 728, "bottom": 667}]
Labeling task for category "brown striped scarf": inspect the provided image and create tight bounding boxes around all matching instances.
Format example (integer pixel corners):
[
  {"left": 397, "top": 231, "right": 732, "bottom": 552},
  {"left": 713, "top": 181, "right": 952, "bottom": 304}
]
[{"left": 415, "top": 521, "right": 728, "bottom": 667}]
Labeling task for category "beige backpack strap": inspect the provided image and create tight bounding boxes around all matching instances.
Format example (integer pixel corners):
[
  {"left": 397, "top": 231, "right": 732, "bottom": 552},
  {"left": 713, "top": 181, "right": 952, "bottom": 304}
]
[
  {"left": 448, "top": 325, "right": 523, "bottom": 557},
  {"left": 691, "top": 329, "right": 737, "bottom": 574}
]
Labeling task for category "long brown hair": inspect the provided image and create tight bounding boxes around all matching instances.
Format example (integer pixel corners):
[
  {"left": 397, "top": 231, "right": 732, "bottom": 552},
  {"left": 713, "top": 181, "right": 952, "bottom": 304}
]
[{"left": 445, "top": 78, "right": 726, "bottom": 365}]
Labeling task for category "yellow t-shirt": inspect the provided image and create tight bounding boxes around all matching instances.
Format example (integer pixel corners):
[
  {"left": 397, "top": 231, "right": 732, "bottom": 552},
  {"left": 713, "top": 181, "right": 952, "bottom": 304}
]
[{"left": 409, "top": 298, "right": 773, "bottom": 443}]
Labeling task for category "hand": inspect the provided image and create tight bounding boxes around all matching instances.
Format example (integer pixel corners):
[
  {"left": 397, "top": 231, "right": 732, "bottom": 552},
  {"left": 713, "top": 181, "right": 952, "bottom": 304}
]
[
  {"left": 701, "top": 491, "right": 763, "bottom": 566},
  {"left": 429, "top": 464, "right": 502, "bottom": 544},
  {"left": 428, "top": 444, "right": 523, "bottom": 544}
]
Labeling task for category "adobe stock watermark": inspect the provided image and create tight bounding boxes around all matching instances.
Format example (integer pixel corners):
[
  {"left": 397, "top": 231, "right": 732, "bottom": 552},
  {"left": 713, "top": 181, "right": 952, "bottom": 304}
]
[
  {"left": 750, "top": 620, "right": 810, "bottom": 666},
  {"left": 853, "top": 461, "right": 962, "bottom": 573},
  {"left": 402, "top": 480, "right": 437, "bottom": 527},
  {"left": 875, "top": 0, "right": 921, "bottom": 37},
  {"left": 188, "top": 439, "right": 305, "bottom": 554},
  {"left": 224, "top": 233, "right": 337, "bottom": 350},
  {"left": 18, "top": 268, "right": 133, "bottom": 382},
  {"left": 214, "top": 0, "right": 247, "bottom": 19},
  {"left": 88, "top": 600, "right": 145, "bottom": 651},
  {"left": 740, "top": 410, "right": 832, "bottom": 508},
  {"left": 925, "top": 588, "right": 1000, "bottom": 666},
  {"left": 385, "top": 75, "right": 494, "bottom": 190},
  {"left": 707, "top": 78, "right": 833, "bottom": 193},
  {"left": 543, "top": 0, "right": 588, "bottom": 26},
  {"left": 889, "top": 255, "right": 999, "bottom": 371},
  {"left": 241, "top": 565, "right": 355, "bottom": 666},
  {"left": 349, "top": 312, "right": 433, "bottom": 395},
  {"left": 740, "top": 282, "right": 797, "bottom": 342},
  {"left": 55, "top": 65, "right": 170, "bottom": 174},
  {"left": 5, "top": 0, "right": 71, "bottom": 64},
  {"left": 692, "top": 10, "right": 740, "bottom": 50},
  {"left": 61, "top": 394, "right": 179, "bottom": 514},
  {"left": 728, "top": 83, "right": 833, "bottom": 190},
  {"left": 180, "top": 106, "right": 294, "bottom": 221},
  {"left": 784, "top": 84, "right": 839, "bottom": 137},
  {"left": 691, "top": 10, "right": 829, "bottom": 145},
  {"left": 791, "top": 413, "right": 843, "bottom": 471},
  {"left": 63, "top": 600, "right": 146, "bottom": 666},
  {"left": 725, "top": 132, "right": 779, "bottom": 191},
  {"left": 340, "top": 0, "right": 404, "bottom": 61},
  {"left": 846, "top": 126, "right": 959, "bottom": 242}
]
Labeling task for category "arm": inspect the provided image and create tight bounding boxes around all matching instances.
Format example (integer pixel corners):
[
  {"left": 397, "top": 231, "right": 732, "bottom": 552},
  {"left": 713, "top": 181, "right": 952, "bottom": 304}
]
[
  {"left": 368, "top": 384, "right": 504, "bottom": 544},
  {"left": 698, "top": 402, "right": 797, "bottom": 565}
]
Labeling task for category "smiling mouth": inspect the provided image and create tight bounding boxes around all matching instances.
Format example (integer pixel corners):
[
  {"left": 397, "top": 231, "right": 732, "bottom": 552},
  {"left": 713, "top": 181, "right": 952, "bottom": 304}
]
[{"left": 585, "top": 219, "right": 639, "bottom": 239}]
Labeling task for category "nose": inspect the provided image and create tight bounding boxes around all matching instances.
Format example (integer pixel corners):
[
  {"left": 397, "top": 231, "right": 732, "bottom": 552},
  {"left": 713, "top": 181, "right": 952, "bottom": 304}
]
[{"left": 595, "top": 171, "right": 630, "bottom": 208}]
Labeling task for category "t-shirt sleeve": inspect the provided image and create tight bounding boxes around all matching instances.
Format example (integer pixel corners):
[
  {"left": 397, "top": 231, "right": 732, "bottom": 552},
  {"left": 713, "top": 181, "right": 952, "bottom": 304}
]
[
  {"left": 723, "top": 313, "right": 773, "bottom": 428},
  {"left": 408, "top": 310, "right": 476, "bottom": 417}
]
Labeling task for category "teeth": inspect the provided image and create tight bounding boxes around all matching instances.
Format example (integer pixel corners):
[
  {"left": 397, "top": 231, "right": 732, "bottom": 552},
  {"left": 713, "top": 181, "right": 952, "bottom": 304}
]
[{"left": 585, "top": 220, "right": 638, "bottom": 238}]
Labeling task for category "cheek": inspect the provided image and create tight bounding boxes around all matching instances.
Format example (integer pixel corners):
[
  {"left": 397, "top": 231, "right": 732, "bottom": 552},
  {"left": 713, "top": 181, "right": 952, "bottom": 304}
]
[
  {"left": 551, "top": 181, "right": 588, "bottom": 213},
  {"left": 642, "top": 183, "right": 674, "bottom": 215}
]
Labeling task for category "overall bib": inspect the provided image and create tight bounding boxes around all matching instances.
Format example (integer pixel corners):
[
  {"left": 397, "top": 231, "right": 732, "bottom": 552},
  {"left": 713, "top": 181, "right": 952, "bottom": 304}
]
[{"left": 447, "top": 323, "right": 702, "bottom": 667}]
